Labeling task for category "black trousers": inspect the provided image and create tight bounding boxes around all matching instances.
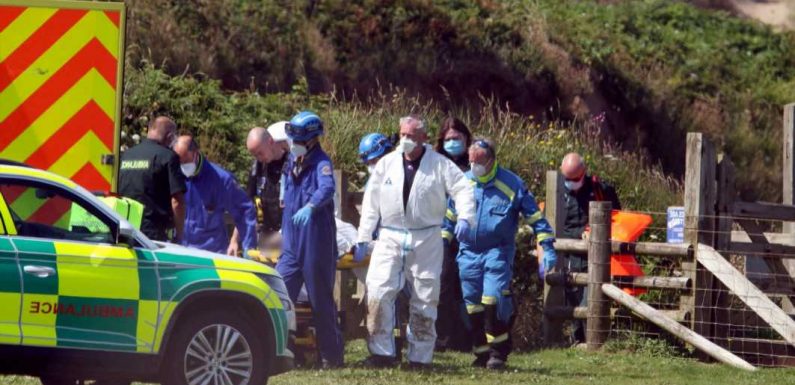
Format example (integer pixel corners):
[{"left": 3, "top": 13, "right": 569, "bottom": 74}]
[{"left": 435, "top": 239, "right": 471, "bottom": 351}]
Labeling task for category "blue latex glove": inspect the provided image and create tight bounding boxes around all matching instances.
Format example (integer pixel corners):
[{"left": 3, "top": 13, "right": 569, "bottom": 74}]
[
  {"left": 292, "top": 205, "right": 314, "bottom": 226},
  {"left": 353, "top": 242, "right": 369, "bottom": 262},
  {"left": 540, "top": 239, "right": 557, "bottom": 274},
  {"left": 454, "top": 219, "right": 472, "bottom": 243}
]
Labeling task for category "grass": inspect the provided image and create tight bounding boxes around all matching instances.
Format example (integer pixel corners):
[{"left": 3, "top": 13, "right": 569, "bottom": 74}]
[
  {"left": 0, "top": 339, "right": 791, "bottom": 385},
  {"left": 1, "top": 339, "right": 793, "bottom": 385}
]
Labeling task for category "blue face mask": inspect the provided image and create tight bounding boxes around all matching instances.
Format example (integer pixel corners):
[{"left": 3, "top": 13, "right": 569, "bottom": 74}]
[{"left": 444, "top": 139, "right": 465, "bottom": 157}]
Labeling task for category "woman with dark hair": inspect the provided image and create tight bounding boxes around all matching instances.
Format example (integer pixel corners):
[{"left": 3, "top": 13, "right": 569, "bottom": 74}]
[
  {"left": 435, "top": 117, "right": 472, "bottom": 171},
  {"left": 435, "top": 117, "right": 472, "bottom": 353}
]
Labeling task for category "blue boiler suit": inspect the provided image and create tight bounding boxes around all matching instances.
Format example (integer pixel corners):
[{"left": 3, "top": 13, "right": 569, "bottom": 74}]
[
  {"left": 182, "top": 155, "right": 257, "bottom": 254},
  {"left": 445, "top": 165, "right": 554, "bottom": 359},
  {"left": 278, "top": 145, "right": 344, "bottom": 365}
]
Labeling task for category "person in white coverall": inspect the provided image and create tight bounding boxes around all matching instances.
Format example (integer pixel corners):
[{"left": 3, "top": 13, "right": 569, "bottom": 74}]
[{"left": 353, "top": 115, "right": 476, "bottom": 368}]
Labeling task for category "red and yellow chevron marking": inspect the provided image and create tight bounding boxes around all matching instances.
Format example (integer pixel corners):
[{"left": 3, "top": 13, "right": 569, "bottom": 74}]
[{"left": 0, "top": 1, "right": 125, "bottom": 196}]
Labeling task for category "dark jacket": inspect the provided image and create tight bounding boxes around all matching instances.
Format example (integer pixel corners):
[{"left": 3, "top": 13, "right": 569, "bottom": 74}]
[{"left": 560, "top": 175, "right": 621, "bottom": 239}]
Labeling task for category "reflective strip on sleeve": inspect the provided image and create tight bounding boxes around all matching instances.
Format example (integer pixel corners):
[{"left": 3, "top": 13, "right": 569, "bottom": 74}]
[
  {"left": 441, "top": 230, "right": 454, "bottom": 241},
  {"left": 537, "top": 232, "right": 555, "bottom": 243},
  {"left": 526, "top": 210, "right": 544, "bottom": 224},
  {"left": 446, "top": 209, "right": 457, "bottom": 222}
]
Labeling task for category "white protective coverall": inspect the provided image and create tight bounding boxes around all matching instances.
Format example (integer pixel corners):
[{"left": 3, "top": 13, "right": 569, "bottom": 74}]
[{"left": 357, "top": 144, "right": 476, "bottom": 364}]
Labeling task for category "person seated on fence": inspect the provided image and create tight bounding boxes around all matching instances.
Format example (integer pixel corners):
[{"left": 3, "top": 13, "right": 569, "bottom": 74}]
[
  {"left": 558, "top": 152, "right": 621, "bottom": 345},
  {"left": 447, "top": 138, "right": 556, "bottom": 370}
]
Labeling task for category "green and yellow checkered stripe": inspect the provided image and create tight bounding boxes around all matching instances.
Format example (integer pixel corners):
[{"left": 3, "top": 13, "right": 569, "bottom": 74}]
[{"left": 7, "top": 237, "right": 288, "bottom": 356}]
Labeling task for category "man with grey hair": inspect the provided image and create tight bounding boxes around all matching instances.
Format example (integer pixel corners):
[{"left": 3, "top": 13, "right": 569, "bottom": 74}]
[
  {"left": 354, "top": 115, "right": 476, "bottom": 368},
  {"left": 444, "top": 137, "right": 556, "bottom": 369}
]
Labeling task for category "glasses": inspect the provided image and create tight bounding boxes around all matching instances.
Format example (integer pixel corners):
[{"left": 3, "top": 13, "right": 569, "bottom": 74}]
[{"left": 564, "top": 172, "right": 585, "bottom": 182}]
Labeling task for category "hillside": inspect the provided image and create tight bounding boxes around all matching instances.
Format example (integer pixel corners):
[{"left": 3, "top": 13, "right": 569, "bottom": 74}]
[{"left": 122, "top": 0, "right": 795, "bottom": 201}]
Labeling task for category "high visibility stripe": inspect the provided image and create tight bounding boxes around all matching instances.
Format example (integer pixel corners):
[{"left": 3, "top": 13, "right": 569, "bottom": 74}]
[
  {"left": 473, "top": 344, "right": 490, "bottom": 354},
  {"left": 0, "top": 6, "right": 25, "bottom": 33},
  {"left": 48, "top": 131, "right": 112, "bottom": 183},
  {"left": 70, "top": 163, "right": 111, "bottom": 192},
  {"left": 2, "top": 71, "right": 116, "bottom": 161},
  {"left": 0, "top": 9, "right": 87, "bottom": 92},
  {"left": 27, "top": 193, "right": 70, "bottom": 226},
  {"left": 55, "top": 242, "right": 139, "bottom": 300},
  {"left": 494, "top": 179, "right": 515, "bottom": 202},
  {"left": 136, "top": 300, "right": 158, "bottom": 353},
  {"left": 446, "top": 208, "right": 457, "bottom": 221},
  {"left": 0, "top": 13, "right": 118, "bottom": 122},
  {"left": 441, "top": 230, "right": 453, "bottom": 241},
  {"left": 466, "top": 304, "right": 485, "bottom": 314},
  {"left": 0, "top": 7, "right": 57, "bottom": 63},
  {"left": 486, "top": 332, "right": 509, "bottom": 344},
  {"left": 537, "top": 232, "right": 554, "bottom": 243},
  {"left": 501, "top": 289, "right": 511, "bottom": 296},
  {"left": 26, "top": 100, "right": 114, "bottom": 170},
  {"left": 9, "top": 188, "right": 44, "bottom": 219},
  {"left": 103, "top": 11, "right": 120, "bottom": 28},
  {"left": 20, "top": 293, "right": 58, "bottom": 346},
  {"left": 153, "top": 301, "right": 177, "bottom": 353},
  {"left": 482, "top": 296, "right": 497, "bottom": 305},
  {"left": 0, "top": 192, "right": 16, "bottom": 235},
  {"left": 0, "top": 39, "right": 116, "bottom": 151},
  {"left": 526, "top": 210, "right": 544, "bottom": 224},
  {"left": 0, "top": 292, "right": 21, "bottom": 344}
]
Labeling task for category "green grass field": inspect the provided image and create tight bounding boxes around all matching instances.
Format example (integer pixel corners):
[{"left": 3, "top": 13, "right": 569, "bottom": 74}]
[
  {"left": 267, "top": 340, "right": 795, "bottom": 385},
  {"left": 1, "top": 339, "right": 793, "bottom": 385}
]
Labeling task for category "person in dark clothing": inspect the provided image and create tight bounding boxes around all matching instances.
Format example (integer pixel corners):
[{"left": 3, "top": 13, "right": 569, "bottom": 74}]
[
  {"left": 245, "top": 123, "right": 290, "bottom": 246},
  {"left": 559, "top": 152, "right": 621, "bottom": 344},
  {"left": 434, "top": 117, "right": 473, "bottom": 352},
  {"left": 118, "top": 116, "right": 186, "bottom": 242}
]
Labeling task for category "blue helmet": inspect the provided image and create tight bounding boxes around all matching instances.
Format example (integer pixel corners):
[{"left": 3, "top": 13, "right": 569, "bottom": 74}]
[
  {"left": 287, "top": 111, "right": 324, "bottom": 142},
  {"left": 359, "top": 133, "right": 393, "bottom": 162}
]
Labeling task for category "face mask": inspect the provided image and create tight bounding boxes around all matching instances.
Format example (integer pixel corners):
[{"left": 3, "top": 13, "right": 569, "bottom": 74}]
[
  {"left": 471, "top": 163, "right": 487, "bottom": 177},
  {"left": 367, "top": 164, "right": 376, "bottom": 175},
  {"left": 181, "top": 162, "right": 197, "bottom": 177},
  {"left": 565, "top": 178, "right": 584, "bottom": 191},
  {"left": 290, "top": 143, "right": 307, "bottom": 157},
  {"left": 444, "top": 139, "right": 465, "bottom": 157},
  {"left": 399, "top": 137, "right": 417, "bottom": 154}
]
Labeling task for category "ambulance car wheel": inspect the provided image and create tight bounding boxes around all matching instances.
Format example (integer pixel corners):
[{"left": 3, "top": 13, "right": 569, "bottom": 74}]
[{"left": 161, "top": 310, "right": 268, "bottom": 385}]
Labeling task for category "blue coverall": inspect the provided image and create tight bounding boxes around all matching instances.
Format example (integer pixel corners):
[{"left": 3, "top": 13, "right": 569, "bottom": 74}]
[
  {"left": 182, "top": 155, "right": 257, "bottom": 254},
  {"left": 278, "top": 145, "right": 344, "bottom": 365},
  {"left": 444, "top": 165, "right": 554, "bottom": 359}
]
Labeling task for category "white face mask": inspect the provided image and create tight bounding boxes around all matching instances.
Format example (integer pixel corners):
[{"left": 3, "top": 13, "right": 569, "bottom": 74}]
[
  {"left": 290, "top": 143, "right": 307, "bottom": 157},
  {"left": 471, "top": 163, "right": 487, "bottom": 177},
  {"left": 181, "top": 162, "right": 197, "bottom": 177},
  {"left": 399, "top": 137, "right": 417, "bottom": 154},
  {"left": 565, "top": 178, "right": 584, "bottom": 191},
  {"left": 367, "top": 164, "right": 376, "bottom": 175}
]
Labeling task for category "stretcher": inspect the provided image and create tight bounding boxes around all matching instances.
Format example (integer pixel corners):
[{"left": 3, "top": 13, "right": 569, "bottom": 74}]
[{"left": 247, "top": 248, "right": 370, "bottom": 366}]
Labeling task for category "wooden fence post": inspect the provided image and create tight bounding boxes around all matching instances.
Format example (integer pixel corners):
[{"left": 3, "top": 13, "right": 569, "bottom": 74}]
[
  {"left": 543, "top": 170, "right": 567, "bottom": 346},
  {"left": 683, "top": 132, "right": 718, "bottom": 342},
  {"left": 587, "top": 201, "right": 612, "bottom": 350},
  {"left": 783, "top": 103, "right": 795, "bottom": 235}
]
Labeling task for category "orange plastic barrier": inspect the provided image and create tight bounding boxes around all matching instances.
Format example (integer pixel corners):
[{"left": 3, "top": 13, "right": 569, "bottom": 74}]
[{"left": 609, "top": 210, "right": 652, "bottom": 296}]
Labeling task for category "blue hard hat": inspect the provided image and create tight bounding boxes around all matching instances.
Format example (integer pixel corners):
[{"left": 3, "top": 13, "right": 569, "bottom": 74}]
[
  {"left": 287, "top": 111, "right": 324, "bottom": 142},
  {"left": 359, "top": 133, "right": 393, "bottom": 162}
]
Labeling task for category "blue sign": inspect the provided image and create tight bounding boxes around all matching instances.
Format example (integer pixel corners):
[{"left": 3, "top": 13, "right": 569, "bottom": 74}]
[{"left": 667, "top": 206, "right": 685, "bottom": 244}]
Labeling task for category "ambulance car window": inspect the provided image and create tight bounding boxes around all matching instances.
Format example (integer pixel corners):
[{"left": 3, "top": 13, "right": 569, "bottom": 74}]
[{"left": 0, "top": 181, "right": 114, "bottom": 244}]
